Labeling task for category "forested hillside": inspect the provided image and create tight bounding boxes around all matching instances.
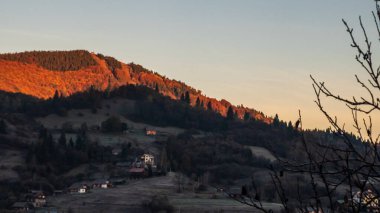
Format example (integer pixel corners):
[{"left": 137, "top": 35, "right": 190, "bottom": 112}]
[{"left": 0, "top": 50, "right": 271, "bottom": 123}]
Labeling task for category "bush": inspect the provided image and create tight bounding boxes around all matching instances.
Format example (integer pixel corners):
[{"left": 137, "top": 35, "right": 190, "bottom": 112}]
[{"left": 101, "top": 116, "right": 123, "bottom": 132}]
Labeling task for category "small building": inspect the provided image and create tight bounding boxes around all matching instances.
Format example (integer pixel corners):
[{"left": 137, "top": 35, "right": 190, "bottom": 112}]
[
  {"left": 145, "top": 128, "right": 157, "bottom": 136},
  {"left": 91, "top": 179, "right": 112, "bottom": 189},
  {"left": 79, "top": 187, "right": 87, "bottom": 193},
  {"left": 141, "top": 154, "right": 155, "bottom": 166},
  {"left": 68, "top": 182, "right": 89, "bottom": 194},
  {"left": 33, "top": 191, "right": 46, "bottom": 208},
  {"left": 27, "top": 191, "right": 46, "bottom": 208}
]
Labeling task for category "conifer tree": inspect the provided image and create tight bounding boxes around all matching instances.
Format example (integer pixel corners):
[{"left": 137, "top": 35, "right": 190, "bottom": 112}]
[
  {"left": 53, "top": 90, "right": 60, "bottom": 101},
  {"left": 69, "top": 138, "right": 74, "bottom": 148},
  {"left": 0, "top": 120, "right": 7, "bottom": 134},
  {"left": 273, "top": 114, "right": 280, "bottom": 127},
  {"left": 227, "top": 106, "right": 235, "bottom": 120},
  {"left": 196, "top": 97, "right": 201, "bottom": 107},
  {"left": 155, "top": 83, "right": 159, "bottom": 93},
  {"left": 58, "top": 131, "right": 67, "bottom": 147},
  {"left": 75, "top": 135, "right": 85, "bottom": 151},
  {"left": 243, "top": 112, "right": 251, "bottom": 121},
  {"left": 207, "top": 101, "right": 213, "bottom": 111},
  {"left": 185, "top": 91, "right": 191, "bottom": 104}
]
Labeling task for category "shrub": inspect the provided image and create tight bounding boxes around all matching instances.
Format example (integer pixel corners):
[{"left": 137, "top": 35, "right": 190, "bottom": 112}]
[{"left": 101, "top": 116, "right": 123, "bottom": 132}]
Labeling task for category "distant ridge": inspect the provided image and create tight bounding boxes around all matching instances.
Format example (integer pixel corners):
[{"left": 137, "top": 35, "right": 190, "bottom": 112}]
[{"left": 0, "top": 50, "right": 271, "bottom": 123}]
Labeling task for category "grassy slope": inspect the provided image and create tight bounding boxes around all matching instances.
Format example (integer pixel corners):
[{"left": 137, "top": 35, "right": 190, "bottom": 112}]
[{"left": 49, "top": 172, "right": 283, "bottom": 213}]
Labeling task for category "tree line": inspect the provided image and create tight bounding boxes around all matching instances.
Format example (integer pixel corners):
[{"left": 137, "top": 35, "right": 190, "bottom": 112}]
[{"left": 0, "top": 50, "right": 97, "bottom": 71}]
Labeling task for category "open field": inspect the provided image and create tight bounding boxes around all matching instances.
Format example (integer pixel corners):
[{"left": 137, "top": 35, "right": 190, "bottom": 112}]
[
  {"left": 48, "top": 172, "right": 282, "bottom": 213},
  {"left": 37, "top": 98, "right": 185, "bottom": 151},
  {"left": 36, "top": 98, "right": 184, "bottom": 134}
]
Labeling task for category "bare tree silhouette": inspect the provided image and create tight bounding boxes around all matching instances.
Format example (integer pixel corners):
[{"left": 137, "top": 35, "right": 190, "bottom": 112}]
[{"left": 230, "top": 2, "right": 380, "bottom": 212}]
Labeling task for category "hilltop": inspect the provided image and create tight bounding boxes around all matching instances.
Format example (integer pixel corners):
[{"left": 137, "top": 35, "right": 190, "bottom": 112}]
[{"left": 0, "top": 50, "right": 270, "bottom": 123}]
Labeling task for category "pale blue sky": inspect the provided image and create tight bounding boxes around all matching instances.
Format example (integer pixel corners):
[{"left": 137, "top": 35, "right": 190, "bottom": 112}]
[{"left": 0, "top": 0, "right": 378, "bottom": 130}]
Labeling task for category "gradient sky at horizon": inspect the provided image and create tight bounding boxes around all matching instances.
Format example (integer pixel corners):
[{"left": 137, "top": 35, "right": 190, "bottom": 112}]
[{"left": 0, "top": 0, "right": 379, "bottom": 132}]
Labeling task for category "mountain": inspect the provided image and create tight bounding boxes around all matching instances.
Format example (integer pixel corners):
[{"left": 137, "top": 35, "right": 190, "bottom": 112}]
[{"left": 0, "top": 50, "right": 270, "bottom": 123}]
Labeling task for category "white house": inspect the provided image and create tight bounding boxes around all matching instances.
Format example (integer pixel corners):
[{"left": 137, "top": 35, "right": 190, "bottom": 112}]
[
  {"left": 141, "top": 154, "right": 155, "bottom": 166},
  {"left": 79, "top": 187, "right": 87, "bottom": 194},
  {"left": 69, "top": 182, "right": 89, "bottom": 194}
]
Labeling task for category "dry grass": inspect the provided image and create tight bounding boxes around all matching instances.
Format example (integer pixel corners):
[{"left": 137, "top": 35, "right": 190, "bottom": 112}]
[{"left": 49, "top": 172, "right": 283, "bottom": 213}]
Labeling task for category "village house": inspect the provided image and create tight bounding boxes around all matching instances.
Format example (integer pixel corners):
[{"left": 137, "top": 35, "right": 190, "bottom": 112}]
[
  {"left": 33, "top": 191, "right": 47, "bottom": 208},
  {"left": 141, "top": 154, "right": 155, "bottom": 166},
  {"left": 68, "top": 182, "right": 89, "bottom": 194},
  {"left": 91, "top": 179, "right": 112, "bottom": 189},
  {"left": 145, "top": 128, "right": 157, "bottom": 136},
  {"left": 25, "top": 191, "right": 47, "bottom": 208}
]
